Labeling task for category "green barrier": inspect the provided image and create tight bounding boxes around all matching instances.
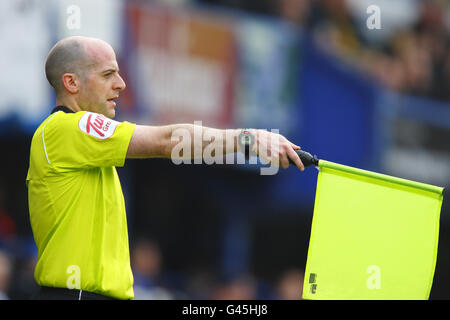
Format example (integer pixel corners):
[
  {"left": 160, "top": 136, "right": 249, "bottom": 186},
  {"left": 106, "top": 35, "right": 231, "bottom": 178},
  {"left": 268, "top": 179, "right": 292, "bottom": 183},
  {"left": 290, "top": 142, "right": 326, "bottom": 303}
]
[{"left": 303, "top": 160, "right": 444, "bottom": 300}]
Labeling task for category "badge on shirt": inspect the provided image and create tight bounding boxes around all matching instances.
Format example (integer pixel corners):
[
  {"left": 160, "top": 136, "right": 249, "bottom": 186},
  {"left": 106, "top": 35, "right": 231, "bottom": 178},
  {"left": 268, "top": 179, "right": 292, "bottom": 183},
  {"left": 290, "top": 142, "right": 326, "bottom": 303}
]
[{"left": 78, "top": 112, "right": 119, "bottom": 140}]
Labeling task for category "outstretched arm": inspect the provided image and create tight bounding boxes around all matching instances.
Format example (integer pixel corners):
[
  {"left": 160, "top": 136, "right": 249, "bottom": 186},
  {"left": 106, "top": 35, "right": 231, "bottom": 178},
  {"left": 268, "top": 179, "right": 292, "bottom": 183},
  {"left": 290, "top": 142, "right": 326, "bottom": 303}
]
[{"left": 126, "top": 124, "right": 305, "bottom": 171}]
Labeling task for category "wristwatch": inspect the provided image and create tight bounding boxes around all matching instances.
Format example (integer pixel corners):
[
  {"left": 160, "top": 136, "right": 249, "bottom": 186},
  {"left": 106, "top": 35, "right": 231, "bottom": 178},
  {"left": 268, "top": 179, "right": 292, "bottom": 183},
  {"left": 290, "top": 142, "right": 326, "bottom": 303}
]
[{"left": 238, "top": 129, "right": 255, "bottom": 160}]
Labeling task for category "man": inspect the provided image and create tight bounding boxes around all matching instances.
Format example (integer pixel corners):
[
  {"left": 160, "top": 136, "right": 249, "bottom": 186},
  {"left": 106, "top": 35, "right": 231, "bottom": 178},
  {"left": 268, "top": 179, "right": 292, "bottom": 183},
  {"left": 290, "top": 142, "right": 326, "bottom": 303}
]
[{"left": 26, "top": 36, "right": 304, "bottom": 300}]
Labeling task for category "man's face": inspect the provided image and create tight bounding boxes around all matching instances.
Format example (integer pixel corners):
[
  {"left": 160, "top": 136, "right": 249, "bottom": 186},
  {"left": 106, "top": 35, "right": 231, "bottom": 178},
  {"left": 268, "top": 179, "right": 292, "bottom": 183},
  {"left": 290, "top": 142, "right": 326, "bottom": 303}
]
[{"left": 77, "top": 42, "right": 126, "bottom": 118}]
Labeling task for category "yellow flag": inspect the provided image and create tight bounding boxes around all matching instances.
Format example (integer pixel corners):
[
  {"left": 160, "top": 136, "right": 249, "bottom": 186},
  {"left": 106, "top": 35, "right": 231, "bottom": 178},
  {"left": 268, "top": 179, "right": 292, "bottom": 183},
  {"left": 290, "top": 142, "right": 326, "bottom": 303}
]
[{"left": 303, "top": 160, "right": 444, "bottom": 300}]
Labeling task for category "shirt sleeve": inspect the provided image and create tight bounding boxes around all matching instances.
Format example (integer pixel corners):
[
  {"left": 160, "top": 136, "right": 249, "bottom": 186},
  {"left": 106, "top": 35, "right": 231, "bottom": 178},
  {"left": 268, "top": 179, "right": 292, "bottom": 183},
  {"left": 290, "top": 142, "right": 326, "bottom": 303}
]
[{"left": 44, "top": 111, "right": 136, "bottom": 170}]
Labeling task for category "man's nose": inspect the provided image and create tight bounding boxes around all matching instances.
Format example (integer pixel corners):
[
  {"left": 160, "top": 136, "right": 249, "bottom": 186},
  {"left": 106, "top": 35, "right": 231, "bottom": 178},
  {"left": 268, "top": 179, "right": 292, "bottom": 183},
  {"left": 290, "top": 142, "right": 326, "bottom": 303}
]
[{"left": 114, "top": 73, "right": 126, "bottom": 91}]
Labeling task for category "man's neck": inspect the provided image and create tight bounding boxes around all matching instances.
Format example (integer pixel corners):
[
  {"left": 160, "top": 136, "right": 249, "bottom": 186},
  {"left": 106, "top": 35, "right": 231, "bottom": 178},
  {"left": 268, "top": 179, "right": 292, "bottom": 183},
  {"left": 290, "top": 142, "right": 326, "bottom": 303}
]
[{"left": 56, "top": 97, "right": 81, "bottom": 113}]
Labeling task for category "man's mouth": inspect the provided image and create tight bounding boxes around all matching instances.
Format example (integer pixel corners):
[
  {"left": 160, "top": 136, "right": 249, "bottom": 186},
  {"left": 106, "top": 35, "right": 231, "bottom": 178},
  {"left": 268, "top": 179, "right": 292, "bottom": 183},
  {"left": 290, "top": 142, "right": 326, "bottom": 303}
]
[{"left": 107, "top": 96, "right": 119, "bottom": 106}]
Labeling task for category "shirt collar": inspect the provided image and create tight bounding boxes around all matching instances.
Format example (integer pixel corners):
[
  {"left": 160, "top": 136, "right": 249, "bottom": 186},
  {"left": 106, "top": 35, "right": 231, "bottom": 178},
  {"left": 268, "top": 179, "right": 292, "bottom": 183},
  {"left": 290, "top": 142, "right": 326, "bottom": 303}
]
[{"left": 51, "top": 105, "right": 75, "bottom": 114}]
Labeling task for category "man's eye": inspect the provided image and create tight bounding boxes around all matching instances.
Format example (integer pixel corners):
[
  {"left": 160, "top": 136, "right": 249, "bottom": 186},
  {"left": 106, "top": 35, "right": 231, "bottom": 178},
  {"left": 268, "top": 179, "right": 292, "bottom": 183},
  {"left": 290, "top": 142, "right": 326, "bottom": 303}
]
[{"left": 104, "top": 73, "right": 112, "bottom": 78}]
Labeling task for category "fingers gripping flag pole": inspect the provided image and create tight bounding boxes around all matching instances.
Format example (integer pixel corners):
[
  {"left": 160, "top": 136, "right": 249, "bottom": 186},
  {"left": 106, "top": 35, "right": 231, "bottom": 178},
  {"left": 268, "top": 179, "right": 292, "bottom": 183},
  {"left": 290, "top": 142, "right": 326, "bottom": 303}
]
[{"left": 302, "top": 159, "right": 444, "bottom": 300}]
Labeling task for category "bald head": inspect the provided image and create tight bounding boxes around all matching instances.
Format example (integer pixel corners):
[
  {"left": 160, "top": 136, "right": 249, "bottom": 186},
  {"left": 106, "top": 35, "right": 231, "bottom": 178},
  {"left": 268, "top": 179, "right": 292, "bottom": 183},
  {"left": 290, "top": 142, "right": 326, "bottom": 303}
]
[
  {"left": 45, "top": 36, "right": 125, "bottom": 117},
  {"left": 45, "top": 36, "right": 113, "bottom": 95}
]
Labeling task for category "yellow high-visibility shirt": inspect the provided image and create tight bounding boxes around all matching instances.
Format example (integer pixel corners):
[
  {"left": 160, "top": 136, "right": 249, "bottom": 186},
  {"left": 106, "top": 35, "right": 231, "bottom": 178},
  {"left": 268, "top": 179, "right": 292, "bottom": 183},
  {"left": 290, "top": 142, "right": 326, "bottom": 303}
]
[{"left": 26, "top": 106, "right": 136, "bottom": 300}]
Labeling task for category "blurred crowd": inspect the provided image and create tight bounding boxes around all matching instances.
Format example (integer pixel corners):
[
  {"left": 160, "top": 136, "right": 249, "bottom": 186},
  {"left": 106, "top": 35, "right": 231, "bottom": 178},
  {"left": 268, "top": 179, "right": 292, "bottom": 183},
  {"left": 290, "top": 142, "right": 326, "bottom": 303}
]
[
  {"left": 130, "top": 238, "right": 305, "bottom": 300},
  {"left": 197, "top": 0, "right": 450, "bottom": 102}
]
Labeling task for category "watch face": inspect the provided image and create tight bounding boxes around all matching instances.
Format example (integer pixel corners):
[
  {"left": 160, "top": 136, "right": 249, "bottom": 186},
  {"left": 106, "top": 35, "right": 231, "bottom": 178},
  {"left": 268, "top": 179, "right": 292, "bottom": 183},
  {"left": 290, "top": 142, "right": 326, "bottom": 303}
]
[
  {"left": 239, "top": 130, "right": 254, "bottom": 150},
  {"left": 240, "top": 132, "right": 254, "bottom": 145}
]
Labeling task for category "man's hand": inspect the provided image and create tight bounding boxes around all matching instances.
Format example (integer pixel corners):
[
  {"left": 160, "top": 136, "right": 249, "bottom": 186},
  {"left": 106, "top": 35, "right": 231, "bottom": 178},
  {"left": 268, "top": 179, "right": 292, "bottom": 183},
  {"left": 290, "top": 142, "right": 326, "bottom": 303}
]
[{"left": 252, "top": 129, "right": 305, "bottom": 171}]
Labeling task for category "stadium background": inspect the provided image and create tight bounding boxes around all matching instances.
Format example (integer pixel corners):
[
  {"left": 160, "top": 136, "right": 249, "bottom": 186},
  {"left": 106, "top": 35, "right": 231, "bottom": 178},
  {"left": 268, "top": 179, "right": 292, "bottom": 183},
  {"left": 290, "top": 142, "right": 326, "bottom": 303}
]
[{"left": 0, "top": 0, "right": 449, "bottom": 299}]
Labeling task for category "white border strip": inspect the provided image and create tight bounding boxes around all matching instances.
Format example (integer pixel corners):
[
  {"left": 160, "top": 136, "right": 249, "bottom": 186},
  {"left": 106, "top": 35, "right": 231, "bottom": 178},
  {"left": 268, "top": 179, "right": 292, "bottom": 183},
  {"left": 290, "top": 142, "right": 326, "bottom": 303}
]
[{"left": 42, "top": 112, "right": 59, "bottom": 165}]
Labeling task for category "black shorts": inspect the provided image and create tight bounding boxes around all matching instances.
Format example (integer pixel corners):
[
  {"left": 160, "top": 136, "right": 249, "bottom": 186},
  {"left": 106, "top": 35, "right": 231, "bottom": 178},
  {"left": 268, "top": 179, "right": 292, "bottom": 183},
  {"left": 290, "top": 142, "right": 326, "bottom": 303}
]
[{"left": 32, "top": 286, "right": 118, "bottom": 300}]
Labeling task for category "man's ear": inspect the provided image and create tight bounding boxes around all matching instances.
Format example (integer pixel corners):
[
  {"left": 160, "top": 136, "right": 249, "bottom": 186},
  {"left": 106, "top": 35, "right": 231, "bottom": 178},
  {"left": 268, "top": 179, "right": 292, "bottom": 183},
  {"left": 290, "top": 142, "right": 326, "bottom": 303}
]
[{"left": 61, "top": 73, "right": 80, "bottom": 94}]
